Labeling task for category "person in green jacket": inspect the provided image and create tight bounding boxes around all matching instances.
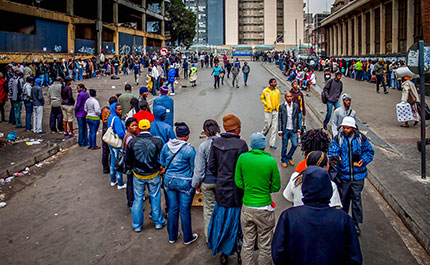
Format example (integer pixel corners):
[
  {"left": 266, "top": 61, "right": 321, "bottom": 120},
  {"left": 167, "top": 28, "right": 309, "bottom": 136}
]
[{"left": 235, "top": 132, "right": 281, "bottom": 265}]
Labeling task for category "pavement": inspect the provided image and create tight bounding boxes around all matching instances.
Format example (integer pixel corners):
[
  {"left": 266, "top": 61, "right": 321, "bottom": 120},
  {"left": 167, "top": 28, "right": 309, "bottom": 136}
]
[
  {"left": 0, "top": 62, "right": 428, "bottom": 264},
  {"left": 262, "top": 62, "right": 430, "bottom": 257}
]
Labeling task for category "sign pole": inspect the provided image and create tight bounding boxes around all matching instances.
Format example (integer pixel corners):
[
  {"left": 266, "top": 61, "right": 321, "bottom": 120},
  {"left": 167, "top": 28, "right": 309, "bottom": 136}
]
[{"left": 418, "top": 40, "right": 426, "bottom": 179}]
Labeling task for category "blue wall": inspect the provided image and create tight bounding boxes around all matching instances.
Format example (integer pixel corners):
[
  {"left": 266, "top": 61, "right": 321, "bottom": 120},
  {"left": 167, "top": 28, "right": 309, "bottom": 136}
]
[
  {"left": 75, "top": 39, "right": 96, "bottom": 54},
  {"left": 102, "top": 42, "right": 116, "bottom": 55},
  {"left": 207, "top": 0, "right": 224, "bottom": 45},
  {"left": 0, "top": 19, "right": 68, "bottom": 53},
  {"left": 119, "top": 32, "right": 143, "bottom": 55}
]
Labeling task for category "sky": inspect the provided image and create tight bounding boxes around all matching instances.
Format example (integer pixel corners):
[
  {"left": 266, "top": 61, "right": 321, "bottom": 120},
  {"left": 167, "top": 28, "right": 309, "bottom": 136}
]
[{"left": 304, "top": 0, "right": 336, "bottom": 14}]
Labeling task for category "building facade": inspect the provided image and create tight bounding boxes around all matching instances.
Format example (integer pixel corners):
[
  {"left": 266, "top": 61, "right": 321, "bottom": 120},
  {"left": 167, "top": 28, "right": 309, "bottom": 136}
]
[
  {"left": 225, "top": 0, "right": 303, "bottom": 47},
  {"left": 322, "top": 0, "right": 427, "bottom": 57},
  {"left": 0, "top": 0, "right": 168, "bottom": 63}
]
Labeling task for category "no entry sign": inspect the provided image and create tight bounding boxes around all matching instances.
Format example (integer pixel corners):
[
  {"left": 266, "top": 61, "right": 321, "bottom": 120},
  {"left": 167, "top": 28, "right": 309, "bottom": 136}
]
[{"left": 160, "top": 47, "right": 169, "bottom": 56}]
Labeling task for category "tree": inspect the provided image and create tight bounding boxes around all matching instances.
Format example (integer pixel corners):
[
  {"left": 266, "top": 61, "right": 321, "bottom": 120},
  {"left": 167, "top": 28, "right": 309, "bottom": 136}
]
[{"left": 167, "top": 0, "right": 196, "bottom": 48}]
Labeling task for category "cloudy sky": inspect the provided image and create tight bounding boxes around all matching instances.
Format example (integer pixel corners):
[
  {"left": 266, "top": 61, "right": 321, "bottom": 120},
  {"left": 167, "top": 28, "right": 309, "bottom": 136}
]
[{"left": 304, "top": 0, "right": 335, "bottom": 14}]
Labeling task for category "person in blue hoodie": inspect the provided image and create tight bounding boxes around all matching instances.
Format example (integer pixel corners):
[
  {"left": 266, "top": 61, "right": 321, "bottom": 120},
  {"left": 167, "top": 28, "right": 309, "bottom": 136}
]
[
  {"left": 271, "top": 165, "right": 362, "bottom": 265},
  {"left": 153, "top": 86, "right": 174, "bottom": 127},
  {"left": 107, "top": 102, "right": 126, "bottom": 189},
  {"left": 211, "top": 63, "right": 222, "bottom": 89},
  {"left": 160, "top": 122, "right": 198, "bottom": 245},
  {"left": 166, "top": 65, "right": 176, "bottom": 95},
  {"left": 150, "top": 105, "right": 176, "bottom": 144}
]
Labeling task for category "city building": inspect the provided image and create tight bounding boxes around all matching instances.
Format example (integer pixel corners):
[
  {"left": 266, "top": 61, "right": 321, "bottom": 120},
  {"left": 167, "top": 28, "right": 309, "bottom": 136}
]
[
  {"left": 225, "top": 0, "right": 304, "bottom": 48},
  {"left": 0, "top": 0, "right": 169, "bottom": 63},
  {"left": 322, "top": 0, "right": 428, "bottom": 57},
  {"left": 303, "top": 13, "right": 313, "bottom": 44},
  {"left": 310, "top": 12, "right": 330, "bottom": 56}
]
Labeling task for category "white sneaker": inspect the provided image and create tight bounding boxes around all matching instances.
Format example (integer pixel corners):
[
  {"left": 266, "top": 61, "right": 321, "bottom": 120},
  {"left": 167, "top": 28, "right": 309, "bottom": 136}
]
[
  {"left": 170, "top": 93, "right": 175, "bottom": 96},
  {"left": 110, "top": 181, "right": 117, "bottom": 187},
  {"left": 184, "top": 233, "right": 198, "bottom": 245},
  {"left": 117, "top": 184, "right": 127, "bottom": 190}
]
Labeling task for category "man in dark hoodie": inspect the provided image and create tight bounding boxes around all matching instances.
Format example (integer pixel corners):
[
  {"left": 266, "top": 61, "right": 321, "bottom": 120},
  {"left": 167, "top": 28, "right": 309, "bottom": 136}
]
[{"left": 271, "top": 166, "right": 362, "bottom": 265}]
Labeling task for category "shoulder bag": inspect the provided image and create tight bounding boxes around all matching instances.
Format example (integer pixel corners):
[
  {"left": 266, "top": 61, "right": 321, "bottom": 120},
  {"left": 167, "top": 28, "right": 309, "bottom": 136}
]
[
  {"left": 102, "top": 116, "right": 123, "bottom": 148},
  {"left": 321, "top": 79, "right": 332, "bottom": 104}
]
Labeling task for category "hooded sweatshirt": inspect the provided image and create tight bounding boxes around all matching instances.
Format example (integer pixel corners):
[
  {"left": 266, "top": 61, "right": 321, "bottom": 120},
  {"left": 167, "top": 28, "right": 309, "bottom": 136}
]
[
  {"left": 150, "top": 105, "right": 176, "bottom": 144},
  {"left": 331, "top": 94, "right": 356, "bottom": 137},
  {"left": 272, "top": 166, "right": 362, "bottom": 265},
  {"left": 107, "top": 102, "right": 126, "bottom": 140},
  {"left": 153, "top": 94, "right": 174, "bottom": 127},
  {"left": 160, "top": 138, "right": 196, "bottom": 180}
]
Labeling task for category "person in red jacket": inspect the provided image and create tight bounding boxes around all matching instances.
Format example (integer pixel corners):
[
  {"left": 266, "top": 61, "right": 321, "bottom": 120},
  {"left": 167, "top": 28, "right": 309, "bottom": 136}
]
[{"left": 0, "top": 72, "right": 7, "bottom": 122}]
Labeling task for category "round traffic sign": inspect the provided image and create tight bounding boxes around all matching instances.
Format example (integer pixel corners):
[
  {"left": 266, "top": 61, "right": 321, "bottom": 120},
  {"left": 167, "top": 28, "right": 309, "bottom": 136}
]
[{"left": 160, "top": 47, "right": 169, "bottom": 56}]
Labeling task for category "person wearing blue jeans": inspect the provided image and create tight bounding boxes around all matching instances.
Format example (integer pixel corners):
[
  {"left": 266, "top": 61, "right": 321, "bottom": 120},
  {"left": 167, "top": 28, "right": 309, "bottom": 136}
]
[
  {"left": 107, "top": 102, "right": 126, "bottom": 189},
  {"left": 322, "top": 73, "right": 343, "bottom": 130},
  {"left": 160, "top": 122, "right": 198, "bottom": 245},
  {"left": 278, "top": 92, "right": 300, "bottom": 168},
  {"left": 87, "top": 118, "right": 100, "bottom": 148},
  {"left": 323, "top": 101, "right": 339, "bottom": 129},
  {"left": 242, "top": 62, "right": 250, "bottom": 86},
  {"left": 77, "top": 117, "right": 88, "bottom": 146},
  {"left": 13, "top": 101, "right": 23, "bottom": 128},
  {"left": 85, "top": 89, "right": 101, "bottom": 149}
]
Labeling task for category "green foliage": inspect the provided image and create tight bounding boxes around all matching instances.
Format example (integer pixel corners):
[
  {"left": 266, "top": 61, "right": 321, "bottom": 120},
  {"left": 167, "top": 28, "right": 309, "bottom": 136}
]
[{"left": 167, "top": 0, "right": 197, "bottom": 48}]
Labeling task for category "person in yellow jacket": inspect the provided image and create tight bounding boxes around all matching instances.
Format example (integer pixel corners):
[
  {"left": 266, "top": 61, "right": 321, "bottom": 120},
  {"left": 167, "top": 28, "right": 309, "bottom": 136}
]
[{"left": 260, "top": 78, "right": 281, "bottom": 148}]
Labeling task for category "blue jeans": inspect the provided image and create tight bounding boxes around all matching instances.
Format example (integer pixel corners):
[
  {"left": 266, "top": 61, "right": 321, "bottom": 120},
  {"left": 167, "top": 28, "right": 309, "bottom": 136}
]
[
  {"left": 108, "top": 145, "right": 124, "bottom": 186},
  {"left": 13, "top": 101, "right": 23, "bottom": 127},
  {"left": 73, "top": 69, "right": 78, "bottom": 81},
  {"left": 167, "top": 81, "right": 175, "bottom": 93},
  {"left": 77, "top": 117, "right": 88, "bottom": 146},
  {"left": 323, "top": 101, "right": 339, "bottom": 127},
  {"left": 78, "top": 68, "right": 83, "bottom": 80},
  {"left": 165, "top": 177, "right": 195, "bottom": 243},
  {"left": 152, "top": 77, "right": 160, "bottom": 95},
  {"left": 281, "top": 130, "right": 298, "bottom": 162},
  {"left": 24, "top": 101, "right": 33, "bottom": 130},
  {"left": 243, "top": 73, "right": 249, "bottom": 85},
  {"left": 298, "top": 112, "right": 303, "bottom": 130},
  {"left": 132, "top": 175, "right": 165, "bottom": 231},
  {"left": 86, "top": 118, "right": 100, "bottom": 148}
]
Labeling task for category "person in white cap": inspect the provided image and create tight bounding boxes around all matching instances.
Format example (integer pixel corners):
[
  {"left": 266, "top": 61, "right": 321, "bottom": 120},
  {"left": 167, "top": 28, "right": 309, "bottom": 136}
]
[
  {"left": 400, "top": 74, "right": 420, "bottom": 127},
  {"left": 331, "top": 93, "right": 356, "bottom": 137},
  {"left": 328, "top": 116, "right": 375, "bottom": 236}
]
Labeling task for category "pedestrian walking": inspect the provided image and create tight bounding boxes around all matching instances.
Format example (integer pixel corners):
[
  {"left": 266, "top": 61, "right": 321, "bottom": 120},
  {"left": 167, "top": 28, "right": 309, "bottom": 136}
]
[
  {"left": 235, "top": 132, "right": 280, "bottom": 265},
  {"left": 22, "top": 76, "right": 34, "bottom": 131},
  {"left": 123, "top": 117, "right": 138, "bottom": 208},
  {"left": 166, "top": 66, "right": 176, "bottom": 95},
  {"left": 225, "top": 60, "right": 232, "bottom": 79},
  {"left": 125, "top": 119, "right": 166, "bottom": 232},
  {"left": 0, "top": 73, "right": 7, "bottom": 122},
  {"left": 85, "top": 89, "right": 101, "bottom": 149},
  {"left": 191, "top": 119, "right": 220, "bottom": 242},
  {"left": 153, "top": 86, "right": 174, "bottom": 127},
  {"left": 47, "top": 77, "right": 64, "bottom": 133},
  {"left": 133, "top": 61, "right": 140, "bottom": 85},
  {"left": 272, "top": 166, "right": 362, "bottom": 265},
  {"left": 75, "top": 84, "right": 89, "bottom": 146},
  {"left": 211, "top": 63, "right": 222, "bottom": 89},
  {"left": 374, "top": 59, "right": 388, "bottom": 94},
  {"left": 151, "top": 62, "right": 161, "bottom": 96},
  {"left": 61, "top": 77, "right": 75, "bottom": 137},
  {"left": 207, "top": 114, "right": 249, "bottom": 265},
  {"left": 231, "top": 64, "right": 240, "bottom": 88},
  {"left": 260, "top": 78, "right": 280, "bottom": 149},
  {"left": 189, "top": 64, "right": 198, "bottom": 87},
  {"left": 150, "top": 105, "right": 175, "bottom": 144},
  {"left": 328, "top": 117, "right": 375, "bottom": 235},
  {"left": 242, "top": 62, "right": 250, "bottom": 86},
  {"left": 400, "top": 74, "right": 420, "bottom": 127},
  {"left": 107, "top": 102, "right": 126, "bottom": 189},
  {"left": 118, "top": 84, "right": 136, "bottom": 119},
  {"left": 160, "top": 122, "right": 198, "bottom": 245},
  {"left": 289, "top": 80, "right": 306, "bottom": 132},
  {"left": 31, "top": 78, "right": 44, "bottom": 134},
  {"left": 278, "top": 92, "right": 300, "bottom": 168},
  {"left": 322, "top": 72, "right": 343, "bottom": 130},
  {"left": 220, "top": 67, "right": 225, "bottom": 86},
  {"left": 332, "top": 93, "right": 356, "bottom": 137}
]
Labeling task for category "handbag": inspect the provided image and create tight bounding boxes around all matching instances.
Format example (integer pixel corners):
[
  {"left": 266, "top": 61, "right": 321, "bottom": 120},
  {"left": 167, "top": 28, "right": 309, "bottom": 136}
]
[
  {"left": 396, "top": 102, "right": 414, "bottom": 122},
  {"left": 102, "top": 116, "right": 122, "bottom": 148},
  {"left": 416, "top": 102, "right": 430, "bottom": 120}
]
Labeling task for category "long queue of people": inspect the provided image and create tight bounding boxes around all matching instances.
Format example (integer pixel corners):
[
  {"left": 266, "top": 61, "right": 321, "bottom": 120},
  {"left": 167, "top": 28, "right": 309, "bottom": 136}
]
[{"left": 100, "top": 74, "right": 374, "bottom": 265}]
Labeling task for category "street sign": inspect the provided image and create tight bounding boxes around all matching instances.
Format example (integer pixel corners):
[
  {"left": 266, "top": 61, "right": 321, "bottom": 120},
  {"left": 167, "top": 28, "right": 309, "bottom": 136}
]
[
  {"left": 408, "top": 42, "right": 430, "bottom": 74},
  {"left": 160, "top": 47, "right": 169, "bottom": 56}
]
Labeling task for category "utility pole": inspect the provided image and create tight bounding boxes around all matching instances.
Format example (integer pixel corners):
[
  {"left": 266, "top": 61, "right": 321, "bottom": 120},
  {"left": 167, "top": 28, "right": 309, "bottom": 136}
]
[{"left": 96, "top": 0, "right": 102, "bottom": 55}]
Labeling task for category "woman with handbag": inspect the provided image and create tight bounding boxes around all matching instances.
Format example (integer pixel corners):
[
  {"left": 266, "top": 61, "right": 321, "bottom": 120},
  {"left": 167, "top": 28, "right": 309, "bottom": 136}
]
[
  {"left": 123, "top": 117, "right": 138, "bottom": 208},
  {"left": 160, "top": 122, "right": 198, "bottom": 245},
  {"left": 106, "top": 102, "right": 126, "bottom": 189}
]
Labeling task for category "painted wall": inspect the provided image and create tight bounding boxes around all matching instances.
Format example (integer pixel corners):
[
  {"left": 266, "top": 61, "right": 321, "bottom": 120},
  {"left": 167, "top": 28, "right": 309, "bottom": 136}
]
[
  {"left": 75, "top": 39, "right": 96, "bottom": 54},
  {"left": 119, "top": 32, "right": 143, "bottom": 55},
  {"left": 0, "top": 19, "right": 67, "bottom": 53}
]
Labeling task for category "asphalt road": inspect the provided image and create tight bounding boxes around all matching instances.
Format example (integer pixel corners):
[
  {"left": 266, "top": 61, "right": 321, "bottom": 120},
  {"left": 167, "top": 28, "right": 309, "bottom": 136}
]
[{"left": 0, "top": 62, "right": 423, "bottom": 265}]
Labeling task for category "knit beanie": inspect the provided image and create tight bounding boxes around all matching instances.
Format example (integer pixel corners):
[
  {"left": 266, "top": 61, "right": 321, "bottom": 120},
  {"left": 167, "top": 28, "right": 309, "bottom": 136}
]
[
  {"left": 175, "top": 122, "right": 190, "bottom": 137},
  {"left": 139, "top": 86, "right": 148, "bottom": 94},
  {"left": 250, "top": 132, "right": 266, "bottom": 149},
  {"left": 160, "top": 86, "right": 168, "bottom": 95},
  {"left": 223, "top": 114, "right": 241, "bottom": 132}
]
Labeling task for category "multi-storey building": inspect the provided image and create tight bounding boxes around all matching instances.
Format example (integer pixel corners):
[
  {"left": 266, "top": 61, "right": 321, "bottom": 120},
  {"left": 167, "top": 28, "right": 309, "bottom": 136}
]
[{"left": 0, "top": 0, "right": 169, "bottom": 63}]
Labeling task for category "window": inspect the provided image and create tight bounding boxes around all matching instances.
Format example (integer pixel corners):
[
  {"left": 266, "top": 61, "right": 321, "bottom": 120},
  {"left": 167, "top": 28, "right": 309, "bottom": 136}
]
[
  {"left": 414, "top": 0, "right": 423, "bottom": 42},
  {"left": 358, "top": 15, "right": 362, "bottom": 54},
  {"left": 351, "top": 18, "right": 355, "bottom": 55},
  {"left": 374, "top": 7, "right": 380, "bottom": 54},
  {"left": 398, "top": 0, "right": 407, "bottom": 53},
  {"left": 385, "top": 2, "right": 392, "bottom": 53},
  {"left": 365, "top": 12, "right": 370, "bottom": 54}
]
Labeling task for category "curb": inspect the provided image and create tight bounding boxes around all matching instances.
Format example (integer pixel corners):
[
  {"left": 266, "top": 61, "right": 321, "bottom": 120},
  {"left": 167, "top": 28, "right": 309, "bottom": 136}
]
[
  {"left": 0, "top": 137, "right": 77, "bottom": 179},
  {"left": 262, "top": 62, "right": 430, "bottom": 255}
]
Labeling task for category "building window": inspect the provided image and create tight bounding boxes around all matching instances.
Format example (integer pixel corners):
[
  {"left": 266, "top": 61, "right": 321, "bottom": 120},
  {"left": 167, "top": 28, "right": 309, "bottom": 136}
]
[
  {"left": 374, "top": 7, "right": 380, "bottom": 54},
  {"left": 365, "top": 12, "right": 370, "bottom": 54},
  {"left": 385, "top": 2, "right": 392, "bottom": 53},
  {"left": 351, "top": 18, "right": 355, "bottom": 55},
  {"left": 398, "top": 0, "right": 407, "bottom": 53},
  {"left": 345, "top": 21, "right": 348, "bottom": 55},
  {"left": 358, "top": 15, "right": 362, "bottom": 54},
  {"left": 414, "top": 0, "right": 423, "bottom": 42}
]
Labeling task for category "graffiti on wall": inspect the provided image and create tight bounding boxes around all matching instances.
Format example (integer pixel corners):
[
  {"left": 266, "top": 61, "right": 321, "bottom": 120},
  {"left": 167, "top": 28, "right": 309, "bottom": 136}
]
[
  {"left": 119, "top": 45, "right": 131, "bottom": 55},
  {"left": 77, "top": 46, "right": 96, "bottom": 54}
]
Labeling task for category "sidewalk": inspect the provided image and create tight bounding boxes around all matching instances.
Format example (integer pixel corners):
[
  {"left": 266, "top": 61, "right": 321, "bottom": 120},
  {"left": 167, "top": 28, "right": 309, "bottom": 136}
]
[{"left": 262, "top": 62, "right": 430, "bottom": 255}]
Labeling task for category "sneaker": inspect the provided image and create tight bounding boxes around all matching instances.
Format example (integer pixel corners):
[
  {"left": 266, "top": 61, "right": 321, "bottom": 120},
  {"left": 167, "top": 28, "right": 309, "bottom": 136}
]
[
  {"left": 155, "top": 222, "right": 166, "bottom": 230},
  {"left": 184, "top": 233, "right": 198, "bottom": 245},
  {"left": 281, "top": 163, "right": 288, "bottom": 168},
  {"left": 170, "top": 93, "right": 175, "bottom": 96},
  {"left": 88, "top": 146, "right": 92, "bottom": 149},
  {"left": 110, "top": 181, "right": 118, "bottom": 187},
  {"left": 117, "top": 184, "right": 127, "bottom": 190},
  {"left": 92, "top": 146, "right": 101, "bottom": 150},
  {"left": 384, "top": 91, "right": 388, "bottom": 94},
  {"left": 69, "top": 133, "right": 75, "bottom": 137},
  {"left": 270, "top": 145, "right": 277, "bottom": 149},
  {"left": 169, "top": 232, "right": 181, "bottom": 244},
  {"left": 134, "top": 228, "right": 142, "bottom": 233},
  {"left": 64, "top": 132, "right": 69, "bottom": 137}
]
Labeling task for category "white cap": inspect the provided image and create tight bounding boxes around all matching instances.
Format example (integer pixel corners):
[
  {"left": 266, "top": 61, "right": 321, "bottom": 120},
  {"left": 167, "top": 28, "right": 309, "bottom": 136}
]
[{"left": 341, "top": 117, "right": 356, "bottom": 128}]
